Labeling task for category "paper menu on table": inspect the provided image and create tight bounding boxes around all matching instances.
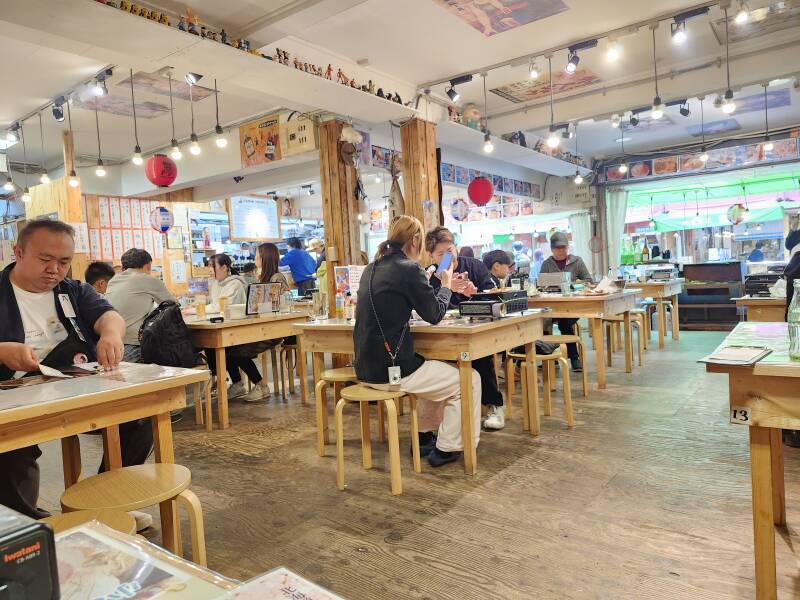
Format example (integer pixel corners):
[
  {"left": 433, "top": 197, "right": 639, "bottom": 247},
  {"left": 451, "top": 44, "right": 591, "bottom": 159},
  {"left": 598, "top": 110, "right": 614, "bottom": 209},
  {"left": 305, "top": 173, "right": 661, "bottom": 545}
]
[
  {"left": 98, "top": 197, "right": 111, "bottom": 228},
  {"left": 698, "top": 345, "right": 772, "bottom": 365},
  {"left": 223, "top": 567, "right": 343, "bottom": 600}
]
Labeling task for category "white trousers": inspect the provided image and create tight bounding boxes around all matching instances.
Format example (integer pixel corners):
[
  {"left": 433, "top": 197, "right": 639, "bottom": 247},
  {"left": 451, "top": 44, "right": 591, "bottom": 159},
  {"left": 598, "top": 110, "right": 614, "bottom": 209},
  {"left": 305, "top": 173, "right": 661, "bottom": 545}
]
[{"left": 372, "top": 360, "right": 481, "bottom": 453}]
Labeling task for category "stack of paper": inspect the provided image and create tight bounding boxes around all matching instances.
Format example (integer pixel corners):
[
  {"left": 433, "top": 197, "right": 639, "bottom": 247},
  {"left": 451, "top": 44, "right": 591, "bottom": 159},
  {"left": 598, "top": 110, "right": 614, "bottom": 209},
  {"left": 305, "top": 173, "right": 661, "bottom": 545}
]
[{"left": 698, "top": 345, "right": 772, "bottom": 365}]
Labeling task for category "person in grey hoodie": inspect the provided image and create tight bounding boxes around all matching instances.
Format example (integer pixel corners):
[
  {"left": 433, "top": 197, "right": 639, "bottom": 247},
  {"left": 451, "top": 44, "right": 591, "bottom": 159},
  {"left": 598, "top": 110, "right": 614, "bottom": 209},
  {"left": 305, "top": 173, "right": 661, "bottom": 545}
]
[{"left": 539, "top": 231, "right": 591, "bottom": 372}]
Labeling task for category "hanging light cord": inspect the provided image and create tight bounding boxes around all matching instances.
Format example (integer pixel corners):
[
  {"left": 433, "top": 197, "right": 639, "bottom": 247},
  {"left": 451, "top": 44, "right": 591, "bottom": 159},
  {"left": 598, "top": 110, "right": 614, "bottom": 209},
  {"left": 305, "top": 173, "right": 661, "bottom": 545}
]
[
  {"left": 482, "top": 74, "right": 489, "bottom": 133},
  {"left": 575, "top": 122, "right": 579, "bottom": 156},
  {"left": 129, "top": 68, "right": 140, "bottom": 147},
  {"left": 700, "top": 100, "right": 706, "bottom": 146},
  {"left": 38, "top": 113, "right": 46, "bottom": 173},
  {"left": 168, "top": 72, "right": 176, "bottom": 139},
  {"left": 67, "top": 102, "right": 73, "bottom": 135},
  {"left": 94, "top": 103, "right": 102, "bottom": 160},
  {"left": 189, "top": 84, "right": 195, "bottom": 134},
  {"left": 548, "top": 56, "right": 554, "bottom": 127},
  {"left": 724, "top": 7, "right": 731, "bottom": 89},
  {"left": 214, "top": 78, "right": 221, "bottom": 127},
  {"left": 763, "top": 85, "right": 769, "bottom": 136},
  {"left": 21, "top": 123, "right": 27, "bottom": 180},
  {"left": 652, "top": 28, "right": 659, "bottom": 98}
]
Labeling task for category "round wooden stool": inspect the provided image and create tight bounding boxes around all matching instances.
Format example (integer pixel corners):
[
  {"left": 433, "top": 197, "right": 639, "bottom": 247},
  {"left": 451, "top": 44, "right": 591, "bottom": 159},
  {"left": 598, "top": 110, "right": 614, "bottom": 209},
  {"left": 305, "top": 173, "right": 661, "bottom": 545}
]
[
  {"left": 315, "top": 367, "right": 358, "bottom": 456},
  {"left": 60, "top": 464, "right": 206, "bottom": 566},
  {"left": 541, "top": 334, "right": 589, "bottom": 398},
  {"left": 42, "top": 509, "right": 136, "bottom": 535},
  {"left": 335, "top": 384, "right": 420, "bottom": 496},
  {"left": 602, "top": 314, "right": 645, "bottom": 367},
  {"left": 508, "top": 350, "right": 574, "bottom": 429}
]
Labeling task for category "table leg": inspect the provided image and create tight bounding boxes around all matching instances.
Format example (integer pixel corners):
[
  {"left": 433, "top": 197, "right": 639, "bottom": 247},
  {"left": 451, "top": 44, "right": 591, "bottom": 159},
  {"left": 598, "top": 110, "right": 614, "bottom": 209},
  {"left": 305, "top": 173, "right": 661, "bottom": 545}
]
[
  {"left": 270, "top": 349, "right": 280, "bottom": 396},
  {"left": 591, "top": 317, "right": 606, "bottom": 389},
  {"left": 749, "top": 425, "right": 777, "bottom": 600},
  {"left": 458, "top": 360, "right": 477, "bottom": 475},
  {"left": 769, "top": 428, "right": 786, "bottom": 526},
  {"left": 623, "top": 311, "right": 633, "bottom": 374},
  {"left": 298, "top": 337, "right": 309, "bottom": 405},
  {"left": 61, "top": 436, "right": 82, "bottom": 488},
  {"left": 524, "top": 342, "right": 540, "bottom": 436},
  {"left": 152, "top": 411, "right": 180, "bottom": 553},
  {"left": 656, "top": 299, "right": 666, "bottom": 349},
  {"left": 102, "top": 425, "right": 123, "bottom": 471},
  {"left": 670, "top": 294, "right": 680, "bottom": 340},
  {"left": 261, "top": 351, "right": 269, "bottom": 392},
  {"left": 215, "top": 347, "right": 229, "bottom": 429}
]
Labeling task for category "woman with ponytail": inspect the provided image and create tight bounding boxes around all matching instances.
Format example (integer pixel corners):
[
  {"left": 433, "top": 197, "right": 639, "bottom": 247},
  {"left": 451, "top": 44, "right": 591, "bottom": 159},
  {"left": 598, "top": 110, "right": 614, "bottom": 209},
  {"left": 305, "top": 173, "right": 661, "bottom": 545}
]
[{"left": 353, "top": 215, "right": 482, "bottom": 467}]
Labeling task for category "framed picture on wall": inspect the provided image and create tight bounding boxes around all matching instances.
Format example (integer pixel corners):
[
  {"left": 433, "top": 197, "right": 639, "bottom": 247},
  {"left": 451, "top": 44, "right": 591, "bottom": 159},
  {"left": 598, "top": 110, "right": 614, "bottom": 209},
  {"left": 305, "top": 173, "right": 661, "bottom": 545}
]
[{"left": 166, "top": 226, "right": 184, "bottom": 250}]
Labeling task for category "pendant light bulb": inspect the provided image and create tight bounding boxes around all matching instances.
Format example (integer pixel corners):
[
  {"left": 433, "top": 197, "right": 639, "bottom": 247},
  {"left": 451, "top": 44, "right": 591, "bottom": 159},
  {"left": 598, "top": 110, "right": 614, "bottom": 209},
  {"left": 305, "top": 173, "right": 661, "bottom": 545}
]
[
  {"left": 648, "top": 218, "right": 656, "bottom": 229},
  {"left": 610, "top": 114, "right": 621, "bottom": 128},
  {"left": 189, "top": 133, "right": 201, "bottom": 156},
  {"left": 606, "top": 42, "right": 621, "bottom": 63},
  {"left": 618, "top": 161, "right": 628, "bottom": 174},
  {"left": 722, "top": 90, "right": 736, "bottom": 114},
  {"left": 651, "top": 97, "right": 664, "bottom": 120},
  {"left": 39, "top": 173, "right": 50, "bottom": 185},
  {"left": 214, "top": 125, "right": 227, "bottom": 148},
  {"left": 671, "top": 21, "right": 687, "bottom": 45},
  {"left": 735, "top": 3, "right": 749, "bottom": 24},
  {"left": 573, "top": 171, "right": 584, "bottom": 185},
  {"left": 529, "top": 60, "right": 540, "bottom": 80},
  {"left": 483, "top": 131, "right": 494, "bottom": 154},
  {"left": 764, "top": 137, "right": 774, "bottom": 152},
  {"left": 132, "top": 145, "right": 143, "bottom": 166},
  {"left": 95, "top": 159, "right": 106, "bottom": 177},
  {"left": 546, "top": 127, "right": 560, "bottom": 149},
  {"left": 170, "top": 139, "right": 182, "bottom": 160},
  {"left": 6, "top": 128, "right": 18, "bottom": 143},
  {"left": 21, "top": 187, "right": 31, "bottom": 203},
  {"left": 68, "top": 170, "right": 79, "bottom": 188},
  {"left": 700, "top": 148, "right": 709, "bottom": 163},
  {"left": 3, "top": 176, "right": 13, "bottom": 191}
]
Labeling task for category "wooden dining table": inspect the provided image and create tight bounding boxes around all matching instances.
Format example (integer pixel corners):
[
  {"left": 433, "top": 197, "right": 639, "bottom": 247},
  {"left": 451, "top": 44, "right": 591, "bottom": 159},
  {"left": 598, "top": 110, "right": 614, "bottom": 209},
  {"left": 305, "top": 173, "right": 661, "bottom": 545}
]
[
  {"left": 187, "top": 311, "right": 310, "bottom": 429},
  {"left": 627, "top": 279, "right": 684, "bottom": 348},
  {"left": 735, "top": 296, "right": 786, "bottom": 323},
  {"left": 705, "top": 322, "right": 800, "bottom": 599},
  {"left": 527, "top": 289, "right": 638, "bottom": 389},
  {"left": 0, "top": 362, "right": 208, "bottom": 553},
  {"left": 295, "top": 311, "right": 546, "bottom": 475}
]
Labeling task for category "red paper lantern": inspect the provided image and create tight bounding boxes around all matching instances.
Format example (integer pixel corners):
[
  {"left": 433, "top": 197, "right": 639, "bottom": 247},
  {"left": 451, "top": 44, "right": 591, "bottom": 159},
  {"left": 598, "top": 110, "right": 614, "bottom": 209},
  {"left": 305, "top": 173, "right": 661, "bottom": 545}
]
[
  {"left": 145, "top": 154, "right": 177, "bottom": 188},
  {"left": 467, "top": 176, "right": 494, "bottom": 207}
]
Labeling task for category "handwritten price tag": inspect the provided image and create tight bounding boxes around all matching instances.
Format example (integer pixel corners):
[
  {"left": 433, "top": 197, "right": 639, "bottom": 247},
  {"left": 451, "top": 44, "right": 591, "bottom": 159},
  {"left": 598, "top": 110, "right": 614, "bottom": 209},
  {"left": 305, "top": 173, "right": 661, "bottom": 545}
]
[{"left": 730, "top": 406, "right": 751, "bottom": 425}]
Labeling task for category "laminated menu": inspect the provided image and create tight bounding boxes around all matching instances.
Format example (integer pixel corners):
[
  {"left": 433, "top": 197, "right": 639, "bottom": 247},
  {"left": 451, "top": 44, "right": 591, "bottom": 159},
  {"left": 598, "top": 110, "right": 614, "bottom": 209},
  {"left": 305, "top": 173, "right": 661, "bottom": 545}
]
[{"left": 224, "top": 567, "right": 344, "bottom": 600}]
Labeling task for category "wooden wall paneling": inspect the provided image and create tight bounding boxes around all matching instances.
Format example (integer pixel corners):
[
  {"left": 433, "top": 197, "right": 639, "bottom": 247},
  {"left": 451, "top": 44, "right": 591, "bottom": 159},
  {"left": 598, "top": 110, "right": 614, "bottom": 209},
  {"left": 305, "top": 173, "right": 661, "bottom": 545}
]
[{"left": 400, "top": 118, "right": 440, "bottom": 231}]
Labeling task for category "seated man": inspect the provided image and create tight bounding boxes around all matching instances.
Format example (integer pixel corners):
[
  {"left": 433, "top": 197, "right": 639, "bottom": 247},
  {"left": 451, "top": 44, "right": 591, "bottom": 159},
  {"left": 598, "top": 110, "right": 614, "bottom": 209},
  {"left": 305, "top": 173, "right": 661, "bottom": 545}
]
[
  {"left": 482, "top": 249, "right": 512, "bottom": 288},
  {"left": 105, "top": 248, "right": 175, "bottom": 364},
  {"left": 0, "top": 219, "right": 152, "bottom": 530},
  {"left": 539, "top": 231, "right": 591, "bottom": 372},
  {"left": 280, "top": 237, "right": 317, "bottom": 294},
  {"left": 84, "top": 261, "right": 115, "bottom": 295},
  {"left": 425, "top": 226, "right": 507, "bottom": 431}
]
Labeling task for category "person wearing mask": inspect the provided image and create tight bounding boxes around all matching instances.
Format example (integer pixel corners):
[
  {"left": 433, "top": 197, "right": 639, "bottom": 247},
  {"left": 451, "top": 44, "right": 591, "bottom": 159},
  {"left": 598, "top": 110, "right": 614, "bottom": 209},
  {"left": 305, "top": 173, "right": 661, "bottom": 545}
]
[
  {"left": 483, "top": 249, "right": 513, "bottom": 288},
  {"left": 0, "top": 219, "right": 154, "bottom": 531},
  {"left": 539, "top": 231, "right": 592, "bottom": 372},
  {"left": 748, "top": 241, "right": 765, "bottom": 262},
  {"left": 84, "top": 261, "right": 115, "bottom": 295},
  {"left": 280, "top": 238, "right": 317, "bottom": 294},
  {"left": 354, "top": 216, "right": 481, "bottom": 467},
  {"left": 425, "top": 226, "right": 507, "bottom": 430},
  {"left": 205, "top": 254, "right": 269, "bottom": 401},
  {"left": 105, "top": 248, "right": 175, "bottom": 363}
]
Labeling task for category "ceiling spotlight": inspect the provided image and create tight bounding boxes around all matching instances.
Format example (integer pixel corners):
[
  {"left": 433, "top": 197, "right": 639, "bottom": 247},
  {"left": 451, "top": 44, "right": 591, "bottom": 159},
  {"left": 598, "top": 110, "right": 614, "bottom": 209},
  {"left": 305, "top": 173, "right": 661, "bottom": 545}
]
[
  {"left": 671, "top": 21, "right": 687, "bottom": 45},
  {"left": 605, "top": 41, "right": 621, "bottom": 62},
  {"left": 185, "top": 72, "right": 203, "bottom": 86},
  {"left": 651, "top": 96, "right": 664, "bottom": 120},
  {"left": 215, "top": 125, "right": 228, "bottom": 148},
  {"left": 5, "top": 126, "right": 19, "bottom": 143},
  {"left": 132, "top": 145, "right": 143, "bottom": 165},
  {"left": 189, "top": 134, "right": 201, "bottom": 155},
  {"left": 735, "top": 2, "right": 749, "bottom": 24},
  {"left": 483, "top": 131, "right": 494, "bottom": 154},
  {"left": 446, "top": 85, "right": 459, "bottom": 102},
  {"left": 679, "top": 102, "right": 690, "bottom": 117},
  {"left": 611, "top": 114, "right": 621, "bottom": 128},
  {"left": 565, "top": 49, "right": 580, "bottom": 74},
  {"left": 618, "top": 161, "right": 628, "bottom": 174},
  {"left": 95, "top": 159, "right": 106, "bottom": 177},
  {"left": 573, "top": 171, "right": 584, "bottom": 185},
  {"left": 722, "top": 89, "right": 736, "bottom": 114},
  {"left": 3, "top": 176, "right": 13, "bottom": 191},
  {"left": 630, "top": 114, "right": 640, "bottom": 127},
  {"left": 21, "top": 187, "right": 31, "bottom": 203},
  {"left": 52, "top": 99, "right": 65, "bottom": 122},
  {"left": 700, "top": 147, "right": 709, "bottom": 163},
  {"left": 529, "top": 58, "right": 540, "bottom": 79},
  {"left": 546, "top": 126, "right": 560, "bottom": 149},
  {"left": 170, "top": 139, "right": 182, "bottom": 160},
  {"left": 39, "top": 173, "right": 50, "bottom": 185},
  {"left": 68, "top": 170, "right": 79, "bottom": 188},
  {"left": 92, "top": 78, "right": 108, "bottom": 96},
  {"left": 713, "top": 95, "right": 723, "bottom": 109}
]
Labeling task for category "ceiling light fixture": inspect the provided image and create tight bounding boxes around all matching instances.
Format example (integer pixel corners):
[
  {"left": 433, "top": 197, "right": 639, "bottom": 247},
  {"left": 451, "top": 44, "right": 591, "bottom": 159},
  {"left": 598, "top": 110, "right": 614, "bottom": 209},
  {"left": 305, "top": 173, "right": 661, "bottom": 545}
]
[
  {"left": 213, "top": 78, "right": 227, "bottom": 148},
  {"left": 611, "top": 113, "right": 621, "bottom": 128},
  {"left": 91, "top": 73, "right": 109, "bottom": 97},
  {"left": 565, "top": 49, "right": 579, "bottom": 74},
  {"left": 185, "top": 72, "right": 203, "bottom": 86},
  {"left": 573, "top": 123, "right": 583, "bottom": 185},
  {"left": 482, "top": 73, "right": 493, "bottom": 154},
  {"left": 721, "top": 7, "right": 736, "bottom": 114},
  {"left": 630, "top": 113, "right": 640, "bottom": 127},
  {"left": 671, "top": 21, "right": 687, "bottom": 45},
  {"left": 3, "top": 175, "right": 12, "bottom": 192},
  {"left": 94, "top": 103, "right": 105, "bottom": 177},
  {"left": 51, "top": 97, "right": 65, "bottom": 122},
  {"left": 66, "top": 103, "right": 79, "bottom": 188},
  {"left": 605, "top": 39, "right": 621, "bottom": 62},
  {"left": 762, "top": 84, "right": 773, "bottom": 152},
  {"left": 186, "top": 72, "right": 203, "bottom": 156},
  {"left": 445, "top": 74, "right": 472, "bottom": 104},
  {"left": 546, "top": 56, "right": 560, "bottom": 149},
  {"left": 5, "top": 123, "right": 19, "bottom": 143},
  {"left": 20, "top": 122, "right": 31, "bottom": 202},
  {"left": 37, "top": 113, "right": 49, "bottom": 184},
  {"left": 649, "top": 26, "right": 663, "bottom": 120},
  {"left": 167, "top": 72, "right": 182, "bottom": 160},
  {"left": 446, "top": 85, "right": 459, "bottom": 102},
  {"left": 699, "top": 97, "right": 709, "bottom": 163},
  {"left": 529, "top": 57, "right": 540, "bottom": 80},
  {"left": 679, "top": 102, "right": 690, "bottom": 117},
  {"left": 128, "top": 69, "right": 143, "bottom": 166},
  {"left": 735, "top": 1, "right": 749, "bottom": 24}
]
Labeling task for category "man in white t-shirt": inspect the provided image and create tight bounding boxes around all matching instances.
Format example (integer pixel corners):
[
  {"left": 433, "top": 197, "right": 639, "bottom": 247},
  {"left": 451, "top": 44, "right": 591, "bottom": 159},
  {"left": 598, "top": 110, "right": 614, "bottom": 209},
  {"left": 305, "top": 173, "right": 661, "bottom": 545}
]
[{"left": 0, "top": 219, "right": 145, "bottom": 522}]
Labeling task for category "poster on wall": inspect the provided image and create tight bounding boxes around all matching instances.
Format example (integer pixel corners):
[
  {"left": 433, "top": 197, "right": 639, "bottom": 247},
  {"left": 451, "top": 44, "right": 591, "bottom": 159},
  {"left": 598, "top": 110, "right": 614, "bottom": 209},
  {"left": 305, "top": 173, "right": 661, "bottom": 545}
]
[
  {"left": 432, "top": 0, "right": 569, "bottom": 37},
  {"left": 652, "top": 156, "right": 678, "bottom": 176},
  {"left": 239, "top": 114, "right": 282, "bottom": 168},
  {"left": 133, "top": 229, "right": 144, "bottom": 249},
  {"left": 228, "top": 196, "right": 281, "bottom": 241},
  {"left": 140, "top": 201, "right": 150, "bottom": 227},
  {"left": 122, "top": 229, "right": 134, "bottom": 253},
  {"left": 120, "top": 198, "right": 132, "bottom": 228},
  {"left": 130, "top": 199, "right": 141, "bottom": 228},
  {"left": 98, "top": 197, "right": 111, "bottom": 228},
  {"left": 89, "top": 229, "right": 101, "bottom": 260},
  {"left": 441, "top": 163, "right": 455, "bottom": 183},
  {"left": 279, "top": 196, "right": 298, "bottom": 218},
  {"left": 111, "top": 230, "right": 124, "bottom": 259},
  {"left": 110, "top": 198, "right": 121, "bottom": 227},
  {"left": 100, "top": 230, "right": 113, "bottom": 261}
]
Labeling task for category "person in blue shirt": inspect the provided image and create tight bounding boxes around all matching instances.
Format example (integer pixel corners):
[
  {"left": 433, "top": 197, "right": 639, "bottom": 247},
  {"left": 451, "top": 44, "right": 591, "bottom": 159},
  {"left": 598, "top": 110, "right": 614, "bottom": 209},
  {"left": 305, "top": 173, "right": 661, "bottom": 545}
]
[
  {"left": 280, "top": 237, "right": 317, "bottom": 293},
  {"left": 748, "top": 241, "right": 765, "bottom": 262}
]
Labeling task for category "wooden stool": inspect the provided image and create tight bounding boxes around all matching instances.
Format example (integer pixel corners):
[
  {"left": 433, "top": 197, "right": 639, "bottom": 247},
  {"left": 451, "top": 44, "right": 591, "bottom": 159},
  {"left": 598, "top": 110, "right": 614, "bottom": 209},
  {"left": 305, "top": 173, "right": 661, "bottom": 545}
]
[
  {"left": 42, "top": 509, "right": 136, "bottom": 535},
  {"left": 316, "top": 367, "right": 358, "bottom": 456},
  {"left": 541, "top": 334, "right": 589, "bottom": 398},
  {"left": 602, "top": 315, "right": 644, "bottom": 367},
  {"left": 60, "top": 464, "right": 206, "bottom": 566},
  {"left": 335, "top": 385, "right": 420, "bottom": 496},
  {"left": 280, "top": 343, "right": 297, "bottom": 399},
  {"left": 192, "top": 363, "right": 213, "bottom": 433},
  {"left": 508, "top": 351, "right": 574, "bottom": 428},
  {"left": 630, "top": 308, "right": 650, "bottom": 350}
]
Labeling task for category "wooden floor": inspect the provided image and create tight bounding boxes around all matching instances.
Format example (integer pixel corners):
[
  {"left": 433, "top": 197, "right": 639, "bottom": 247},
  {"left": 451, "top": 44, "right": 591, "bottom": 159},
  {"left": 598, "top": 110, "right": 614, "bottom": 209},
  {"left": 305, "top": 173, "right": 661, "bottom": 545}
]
[{"left": 37, "top": 330, "right": 800, "bottom": 599}]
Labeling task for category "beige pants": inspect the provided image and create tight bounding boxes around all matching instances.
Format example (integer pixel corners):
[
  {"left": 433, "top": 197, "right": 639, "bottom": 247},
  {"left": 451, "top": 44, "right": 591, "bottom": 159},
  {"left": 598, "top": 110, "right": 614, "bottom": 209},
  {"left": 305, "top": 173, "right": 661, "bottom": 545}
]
[{"left": 372, "top": 360, "right": 481, "bottom": 452}]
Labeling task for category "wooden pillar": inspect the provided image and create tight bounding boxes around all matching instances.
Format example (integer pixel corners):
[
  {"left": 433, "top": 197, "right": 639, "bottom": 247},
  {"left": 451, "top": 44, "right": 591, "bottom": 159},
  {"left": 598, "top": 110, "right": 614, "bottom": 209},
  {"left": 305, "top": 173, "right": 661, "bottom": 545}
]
[
  {"left": 400, "top": 118, "right": 440, "bottom": 231},
  {"left": 318, "top": 119, "right": 361, "bottom": 316}
]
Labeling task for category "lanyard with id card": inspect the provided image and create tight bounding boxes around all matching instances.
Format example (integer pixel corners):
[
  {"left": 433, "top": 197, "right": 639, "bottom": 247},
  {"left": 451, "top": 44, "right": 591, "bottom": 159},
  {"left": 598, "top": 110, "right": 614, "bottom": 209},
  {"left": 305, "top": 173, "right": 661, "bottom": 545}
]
[
  {"left": 368, "top": 264, "right": 406, "bottom": 385},
  {"left": 58, "top": 293, "right": 87, "bottom": 343}
]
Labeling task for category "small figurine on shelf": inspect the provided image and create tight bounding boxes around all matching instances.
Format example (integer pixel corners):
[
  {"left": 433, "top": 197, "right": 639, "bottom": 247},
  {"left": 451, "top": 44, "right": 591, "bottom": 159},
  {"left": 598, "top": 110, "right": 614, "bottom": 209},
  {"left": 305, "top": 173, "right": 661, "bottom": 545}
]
[
  {"left": 178, "top": 14, "right": 187, "bottom": 31},
  {"left": 200, "top": 26, "right": 207, "bottom": 38},
  {"left": 392, "top": 93, "right": 402, "bottom": 104},
  {"left": 275, "top": 48, "right": 282, "bottom": 61},
  {"left": 138, "top": 7, "right": 148, "bottom": 18},
  {"left": 129, "top": 3, "right": 138, "bottom": 14},
  {"left": 337, "top": 68, "right": 349, "bottom": 84},
  {"left": 360, "top": 84, "right": 368, "bottom": 92},
  {"left": 220, "top": 29, "right": 228, "bottom": 44},
  {"left": 325, "top": 64, "right": 333, "bottom": 80},
  {"left": 159, "top": 13, "right": 170, "bottom": 25},
  {"left": 148, "top": 10, "right": 158, "bottom": 21},
  {"left": 303, "top": 62, "right": 309, "bottom": 72},
  {"left": 350, "top": 79, "right": 359, "bottom": 88},
  {"left": 186, "top": 8, "right": 200, "bottom": 34},
  {"left": 376, "top": 88, "right": 385, "bottom": 98},
  {"left": 119, "top": 0, "right": 129, "bottom": 11},
  {"left": 293, "top": 57, "right": 301, "bottom": 69},
  {"left": 282, "top": 50, "right": 290, "bottom": 65},
  {"left": 367, "top": 80, "right": 375, "bottom": 94},
  {"left": 106, "top": 0, "right": 117, "bottom": 7},
  {"left": 206, "top": 30, "right": 216, "bottom": 41}
]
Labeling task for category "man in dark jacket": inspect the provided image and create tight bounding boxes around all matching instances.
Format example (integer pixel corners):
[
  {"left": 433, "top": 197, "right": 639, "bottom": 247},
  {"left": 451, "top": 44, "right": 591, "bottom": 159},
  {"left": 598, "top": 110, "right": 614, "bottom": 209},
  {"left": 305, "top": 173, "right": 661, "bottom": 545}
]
[
  {"left": 538, "top": 231, "right": 592, "bottom": 372},
  {"left": 425, "top": 226, "right": 507, "bottom": 430},
  {"left": 483, "top": 249, "right": 513, "bottom": 288},
  {"left": 0, "top": 220, "right": 152, "bottom": 528}
]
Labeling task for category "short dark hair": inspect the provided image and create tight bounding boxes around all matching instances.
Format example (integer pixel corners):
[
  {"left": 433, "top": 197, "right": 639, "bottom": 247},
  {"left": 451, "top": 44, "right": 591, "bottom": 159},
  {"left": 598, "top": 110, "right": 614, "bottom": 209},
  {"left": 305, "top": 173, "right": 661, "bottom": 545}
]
[
  {"left": 482, "top": 249, "right": 512, "bottom": 270},
  {"left": 17, "top": 219, "right": 74, "bottom": 248},
  {"left": 287, "top": 237, "right": 303, "bottom": 249},
  {"left": 242, "top": 261, "right": 257, "bottom": 274},
  {"left": 120, "top": 248, "right": 153, "bottom": 270},
  {"left": 424, "top": 226, "right": 455, "bottom": 253},
  {"left": 459, "top": 246, "right": 475, "bottom": 258},
  {"left": 85, "top": 261, "right": 115, "bottom": 285},
  {"left": 211, "top": 253, "right": 238, "bottom": 274}
]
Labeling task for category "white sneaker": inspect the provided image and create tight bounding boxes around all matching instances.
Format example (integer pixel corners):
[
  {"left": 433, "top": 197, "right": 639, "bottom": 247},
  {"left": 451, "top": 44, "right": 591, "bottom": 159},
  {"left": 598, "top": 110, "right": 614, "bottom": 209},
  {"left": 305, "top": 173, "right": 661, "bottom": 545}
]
[
  {"left": 131, "top": 510, "right": 153, "bottom": 532},
  {"left": 227, "top": 381, "right": 246, "bottom": 399},
  {"left": 483, "top": 405, "right": 505, "bottom": 430},
  {"left": 243, "top": 382, "right": 270, "bottom": 402}
]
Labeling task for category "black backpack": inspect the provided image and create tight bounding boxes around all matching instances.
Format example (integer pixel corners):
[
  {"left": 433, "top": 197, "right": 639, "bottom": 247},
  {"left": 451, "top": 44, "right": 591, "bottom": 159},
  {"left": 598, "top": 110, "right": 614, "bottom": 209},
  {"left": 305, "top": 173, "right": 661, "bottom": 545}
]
[{"left": 138, "top": 301, "right": 200, "bottom": 368}]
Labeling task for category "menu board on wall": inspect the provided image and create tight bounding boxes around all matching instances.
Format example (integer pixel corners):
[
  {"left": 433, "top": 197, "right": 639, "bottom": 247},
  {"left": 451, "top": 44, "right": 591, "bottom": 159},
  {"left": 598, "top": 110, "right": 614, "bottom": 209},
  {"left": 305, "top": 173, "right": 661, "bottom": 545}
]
[{"left": 227, "top": 196, "right": 281, "bottom": 241}]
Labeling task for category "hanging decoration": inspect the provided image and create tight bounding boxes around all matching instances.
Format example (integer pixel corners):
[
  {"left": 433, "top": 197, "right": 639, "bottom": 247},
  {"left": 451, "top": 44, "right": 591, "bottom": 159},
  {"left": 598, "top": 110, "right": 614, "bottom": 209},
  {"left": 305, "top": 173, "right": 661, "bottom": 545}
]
[
  {"left": 149, "top": 206, "right": 174, "bottom": 232},
  {"left": 145, "top": 154, "right": 178, "bottom": 188},
  {"left": 467, "top": 176, "right": 494, "bottom": 206},
  {"left": 726, "top": 203, "right": 747, "bottom": 225}
]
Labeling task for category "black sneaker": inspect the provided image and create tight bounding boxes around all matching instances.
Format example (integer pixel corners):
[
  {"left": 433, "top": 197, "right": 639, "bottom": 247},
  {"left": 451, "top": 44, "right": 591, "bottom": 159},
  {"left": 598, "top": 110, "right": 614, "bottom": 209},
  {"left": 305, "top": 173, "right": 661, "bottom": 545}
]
[
  {"left": 570, "top": 357, "right": 583, "bottom": 372},
  {"left": 413, "top": 431, "right": 437, "bottom": 458},
  {"left": 428, "top": 448, "right": 462, "bottom": 467}
]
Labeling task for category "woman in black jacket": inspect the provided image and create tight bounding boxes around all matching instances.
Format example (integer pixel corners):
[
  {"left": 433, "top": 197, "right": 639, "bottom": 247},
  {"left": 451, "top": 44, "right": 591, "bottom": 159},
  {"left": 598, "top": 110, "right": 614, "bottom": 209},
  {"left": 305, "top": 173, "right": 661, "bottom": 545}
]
[{"left": 353, "top": 215, "right": 482, "bottom": 467}]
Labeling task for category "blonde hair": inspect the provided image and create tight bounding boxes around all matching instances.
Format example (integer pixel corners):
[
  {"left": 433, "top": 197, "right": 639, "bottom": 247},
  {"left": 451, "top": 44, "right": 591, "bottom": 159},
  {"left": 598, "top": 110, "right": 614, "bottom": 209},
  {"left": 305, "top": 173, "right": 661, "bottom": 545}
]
[{"left": 375, "top": 215, "right": 424, "bottom": 262}]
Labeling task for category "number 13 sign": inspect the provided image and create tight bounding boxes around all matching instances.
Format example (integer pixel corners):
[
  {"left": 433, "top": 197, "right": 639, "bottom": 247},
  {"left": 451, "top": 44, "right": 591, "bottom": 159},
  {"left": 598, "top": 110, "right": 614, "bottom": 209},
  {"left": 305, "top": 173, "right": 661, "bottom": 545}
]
[{"left": 730, "top": 406, "right": 751, "bottom": 425}]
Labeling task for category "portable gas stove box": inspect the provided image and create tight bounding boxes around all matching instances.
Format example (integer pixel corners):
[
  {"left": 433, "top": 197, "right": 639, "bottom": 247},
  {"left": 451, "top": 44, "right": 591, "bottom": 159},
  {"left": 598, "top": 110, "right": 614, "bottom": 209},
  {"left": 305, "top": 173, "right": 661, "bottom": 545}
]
[
  {"left": 471, "top": 290, "right": 529, "bottom": 314},
  {"left": 0, "top": 505, "right": 59, "bottom": 599}
]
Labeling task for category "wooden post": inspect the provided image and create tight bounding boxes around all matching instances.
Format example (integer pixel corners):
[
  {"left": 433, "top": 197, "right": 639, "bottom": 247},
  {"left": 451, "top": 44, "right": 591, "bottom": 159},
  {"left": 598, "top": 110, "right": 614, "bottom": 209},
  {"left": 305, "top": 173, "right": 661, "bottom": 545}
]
[
  {"left": 400, "top": 118, "right": 440, "bottom": 231},
  {"left": 318, "top": 119, "right": 361, "bottom": 316}
]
